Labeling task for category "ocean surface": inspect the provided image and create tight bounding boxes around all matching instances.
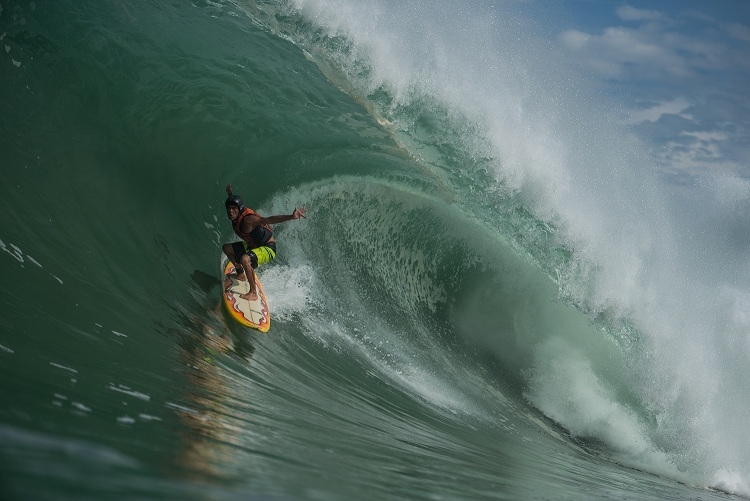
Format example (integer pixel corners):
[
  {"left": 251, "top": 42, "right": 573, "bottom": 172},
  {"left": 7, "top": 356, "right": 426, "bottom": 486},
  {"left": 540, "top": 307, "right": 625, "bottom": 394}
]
[{"left": 2, "top": 0, "right": 750, "bottom": 500}]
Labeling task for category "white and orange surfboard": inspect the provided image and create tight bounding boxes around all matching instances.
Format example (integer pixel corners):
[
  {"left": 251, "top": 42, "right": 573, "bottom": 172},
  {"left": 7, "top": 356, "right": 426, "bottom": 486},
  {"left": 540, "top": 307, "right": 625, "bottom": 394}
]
[{"left": 222, "top": 261, "right": 270, "bottom": 332}]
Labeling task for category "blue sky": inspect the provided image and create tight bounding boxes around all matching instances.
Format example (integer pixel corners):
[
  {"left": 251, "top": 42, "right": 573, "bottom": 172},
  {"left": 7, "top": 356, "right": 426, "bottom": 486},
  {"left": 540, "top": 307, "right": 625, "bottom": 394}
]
[{"left": 540, "top": 2, "right": 750, "bottom": 183}]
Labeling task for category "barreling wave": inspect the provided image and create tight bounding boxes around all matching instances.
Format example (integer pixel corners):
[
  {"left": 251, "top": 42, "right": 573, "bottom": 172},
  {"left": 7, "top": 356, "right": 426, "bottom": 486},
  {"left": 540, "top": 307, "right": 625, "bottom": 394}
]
[
  {"left": 3, "top": 0, "right": 750, "bottom": 498},
  {"left": 237, "top": 0, "right": 750, "bottom": 495}
]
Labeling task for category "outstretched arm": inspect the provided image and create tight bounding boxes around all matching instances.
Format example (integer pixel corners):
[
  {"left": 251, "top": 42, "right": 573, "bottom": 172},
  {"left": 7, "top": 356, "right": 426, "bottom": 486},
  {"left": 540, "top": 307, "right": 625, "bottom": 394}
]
[
  {"left": 241, "top": 207, "right": 307, "bottom": 229},
  {"left": 257, "top": 207, "right": 307, "bottom": 225},
  {"left": 225, "top": 183, "right": 233, "bottom": 197}
]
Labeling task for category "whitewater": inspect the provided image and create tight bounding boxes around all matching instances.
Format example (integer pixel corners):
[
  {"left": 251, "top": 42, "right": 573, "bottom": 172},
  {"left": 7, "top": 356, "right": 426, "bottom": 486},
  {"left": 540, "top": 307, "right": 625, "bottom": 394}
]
[{"left": 1, "top": 0, "right": 749, "bottom": 499}]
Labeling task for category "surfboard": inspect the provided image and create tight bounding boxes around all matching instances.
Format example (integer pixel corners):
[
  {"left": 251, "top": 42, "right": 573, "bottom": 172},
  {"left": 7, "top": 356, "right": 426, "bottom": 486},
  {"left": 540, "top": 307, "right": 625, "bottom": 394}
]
[{"left": 222, "top": 261, "right": 270, "bottom": 332}]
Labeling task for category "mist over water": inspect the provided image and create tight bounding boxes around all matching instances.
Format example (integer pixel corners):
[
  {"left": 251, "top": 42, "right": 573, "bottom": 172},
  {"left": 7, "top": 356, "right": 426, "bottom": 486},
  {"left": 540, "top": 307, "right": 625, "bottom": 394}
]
[{"left": 273, "top": 0, "right": 750, "bottom": 493}]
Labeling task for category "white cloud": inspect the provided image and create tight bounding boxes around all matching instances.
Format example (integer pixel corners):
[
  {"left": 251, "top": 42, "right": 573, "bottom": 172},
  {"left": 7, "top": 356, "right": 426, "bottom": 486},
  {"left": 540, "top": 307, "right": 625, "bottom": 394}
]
[
  {"left": 560, "top": 29, "right": 590, "bottom": 50},
  {"left": 681, "top": 131, "right": 729, "bottom": 143},
  {"left": 616, "top": 5, "right": 663, "bottom": 22},
  {"left": 560, "top": 25, "right": 690, "bottom": 78},
  {"left": 627, "top": 98, "right": 693, "bottom": 124},
  {"left": 657, "top": 131, "right": 736, "bottom": 176},
  {"left": 726, "top": 23, "right": 750, "bottom": 43},
  {"left": 659, "top": 147, "right": 734, "bottom": 176},
  {"left": 556, "top": 5, "right": 749, "bottom": 179},
  {"left": 600, "top": 26, "right": 674, "bottom": 61},
  {"left": 559, "top": 9, "right": 736, "bottom": 79}
]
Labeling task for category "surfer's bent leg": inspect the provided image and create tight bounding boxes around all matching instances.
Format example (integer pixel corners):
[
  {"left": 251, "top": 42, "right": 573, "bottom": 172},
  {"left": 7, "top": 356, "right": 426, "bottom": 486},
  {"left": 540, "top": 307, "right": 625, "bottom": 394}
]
[
  {"left": 228, "top": 242, "right": 250, "bottom": 279},
  {"left": 237, "top": 250, "right": 258, "bottom": 301},
  {"left": 239, "top": 262, "right": 257, "bottom": 301},
  {"left": 237, "top": 245, "right": 276, "bottom": 302},
  {"left": 222, "top": 242, "right": 236, "bottom": 263}
]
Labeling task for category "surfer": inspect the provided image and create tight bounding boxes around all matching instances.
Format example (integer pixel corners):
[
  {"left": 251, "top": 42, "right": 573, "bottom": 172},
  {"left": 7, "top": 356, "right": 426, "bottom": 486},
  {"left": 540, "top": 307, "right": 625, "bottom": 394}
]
[{"left": 222, "top": 183, "right": 306, "bottom": 301}]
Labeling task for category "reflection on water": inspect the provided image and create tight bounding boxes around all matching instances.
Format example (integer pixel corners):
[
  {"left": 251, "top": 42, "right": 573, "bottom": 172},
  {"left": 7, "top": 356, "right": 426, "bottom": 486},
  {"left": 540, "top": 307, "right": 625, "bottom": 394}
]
[{"left": 167, "top": 273, "right": 258, "bottom": 484}]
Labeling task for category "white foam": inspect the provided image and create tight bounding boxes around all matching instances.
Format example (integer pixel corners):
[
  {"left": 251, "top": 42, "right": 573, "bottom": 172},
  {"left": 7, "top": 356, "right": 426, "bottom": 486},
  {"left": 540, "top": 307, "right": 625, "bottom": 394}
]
[
  {"left": 49, "top": 362, "right": 77, "bottom": 373},
  {"left": 712, "top": 469, "right": 749, "bottom": 496},
  {"left": 261, "top": 264, "right": 316, "bottom": 322},
  {"left": 71, "top": 402, "right": 91, "bottom": 412},
  {"left": 26, "top": 255, "right": 41, "bottom": 267},
  {"left": 106, "top": 384, "right": 150, "bottom": 401},
  {"left": 0, "top": 238, "right": 23, "bottom": 262},
  {"left": 165, "top": 402, "right": 197, "bottom": 414},
  {"left": 257, "top": 3, "right": 750, "bottom": 489},
  {"left": 526, "top": 338, "right": 673, "bottom": 470}
]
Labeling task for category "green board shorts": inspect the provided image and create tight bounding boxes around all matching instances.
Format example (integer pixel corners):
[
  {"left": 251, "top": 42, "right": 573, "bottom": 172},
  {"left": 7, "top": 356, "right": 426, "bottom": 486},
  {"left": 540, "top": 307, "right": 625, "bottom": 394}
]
[{"left": 232, "top": 241, "right": 277, "bottom": 269}]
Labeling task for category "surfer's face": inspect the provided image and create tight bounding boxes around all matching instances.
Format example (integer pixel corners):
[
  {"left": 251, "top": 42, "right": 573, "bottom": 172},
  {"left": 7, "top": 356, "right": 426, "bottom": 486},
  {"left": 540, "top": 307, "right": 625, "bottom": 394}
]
[{"left": 226, "top": 205, "right": 240, "bottom": 220}]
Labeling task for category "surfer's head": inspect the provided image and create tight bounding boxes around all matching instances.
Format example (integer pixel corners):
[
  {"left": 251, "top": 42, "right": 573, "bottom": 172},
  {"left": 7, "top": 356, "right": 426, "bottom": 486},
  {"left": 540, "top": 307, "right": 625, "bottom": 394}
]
[
  {"left": 225, "top": 195, "right": 244, "bottom": 210},
  {"left": 225, "top": 195, "right": 244, "bottom": 220}
]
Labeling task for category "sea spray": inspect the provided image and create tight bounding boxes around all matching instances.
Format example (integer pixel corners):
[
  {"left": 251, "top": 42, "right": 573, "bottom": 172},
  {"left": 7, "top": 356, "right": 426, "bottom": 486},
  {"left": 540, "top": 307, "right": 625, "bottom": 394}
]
[{"left": 251, "top": 0, "right": 750, "bottom": 493}]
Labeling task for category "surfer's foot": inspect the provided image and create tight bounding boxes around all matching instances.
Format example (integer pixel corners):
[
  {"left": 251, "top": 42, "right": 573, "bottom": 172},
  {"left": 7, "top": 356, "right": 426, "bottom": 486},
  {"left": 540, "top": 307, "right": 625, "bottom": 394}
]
[
  {"left": 239, "top": 289, "right": 258, "bottom": 302},
  {"left": 235, "top": 270, "right": 247, "bottom": 281}
]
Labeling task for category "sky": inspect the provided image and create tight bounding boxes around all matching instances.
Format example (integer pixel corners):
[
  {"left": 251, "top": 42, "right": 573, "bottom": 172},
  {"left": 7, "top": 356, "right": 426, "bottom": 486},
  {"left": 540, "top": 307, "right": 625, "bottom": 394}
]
[{"left": 540, "top": 1, "right": 750, "bottom": 184}]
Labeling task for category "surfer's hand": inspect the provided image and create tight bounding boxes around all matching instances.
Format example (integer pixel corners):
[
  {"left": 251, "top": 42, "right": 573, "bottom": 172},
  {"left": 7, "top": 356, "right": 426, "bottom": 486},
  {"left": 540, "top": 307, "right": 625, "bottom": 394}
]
[
  {"left": 292, "top": 207, "right": 307, "bottom": 220},
  {"left": 225, "top": 183, "right": 233, "bottom": 196}
]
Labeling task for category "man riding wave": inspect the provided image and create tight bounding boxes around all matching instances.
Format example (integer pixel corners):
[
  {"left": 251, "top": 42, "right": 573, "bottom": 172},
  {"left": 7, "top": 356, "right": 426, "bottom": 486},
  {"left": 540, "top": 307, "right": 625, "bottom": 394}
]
[{"left": 222, "top": 183, "right": 306, "bottom": 301}]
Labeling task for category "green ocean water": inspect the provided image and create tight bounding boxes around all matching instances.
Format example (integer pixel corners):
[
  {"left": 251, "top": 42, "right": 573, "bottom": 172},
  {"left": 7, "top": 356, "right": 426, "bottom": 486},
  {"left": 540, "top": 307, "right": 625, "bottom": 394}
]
[{"left": 1, "top": 0, "right": 748, "bottom": 500}]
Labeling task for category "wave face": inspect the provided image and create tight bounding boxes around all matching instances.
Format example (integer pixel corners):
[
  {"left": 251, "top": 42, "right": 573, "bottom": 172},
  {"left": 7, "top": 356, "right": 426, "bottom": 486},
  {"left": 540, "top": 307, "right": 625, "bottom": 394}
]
[{"left": 1, "top": 0, "right": 749, "bottom": 499}]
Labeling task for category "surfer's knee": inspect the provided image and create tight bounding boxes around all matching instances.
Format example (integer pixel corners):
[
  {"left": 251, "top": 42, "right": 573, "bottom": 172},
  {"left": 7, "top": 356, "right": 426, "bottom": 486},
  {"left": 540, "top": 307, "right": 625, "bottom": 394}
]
[
  {"left": 240, "top": 252, "right": 259, "bottom": 269},
  {"left": 238, "top": 253, "right": 252, "bottom": 269},
  {"left": 222, "top": 243, "right": 234, "bottom": 257}
]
